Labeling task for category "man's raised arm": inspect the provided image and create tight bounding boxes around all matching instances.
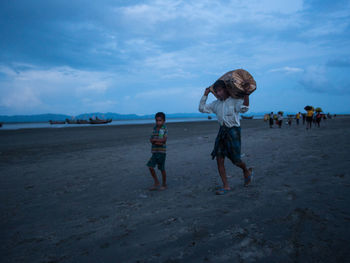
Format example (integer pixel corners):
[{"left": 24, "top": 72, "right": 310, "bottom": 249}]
[{"left": 199, "top": 88, "right": 214, "bottom": 113}]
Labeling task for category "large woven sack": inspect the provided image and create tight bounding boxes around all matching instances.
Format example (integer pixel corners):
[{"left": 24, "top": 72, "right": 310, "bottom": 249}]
[{"left": 210, "top": 69, "right": 257, "bottom": 98}]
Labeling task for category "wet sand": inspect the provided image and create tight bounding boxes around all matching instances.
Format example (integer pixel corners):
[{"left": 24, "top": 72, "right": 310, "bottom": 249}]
[{"left": 1, "top": 117, "right": 350, "bottom": 262}]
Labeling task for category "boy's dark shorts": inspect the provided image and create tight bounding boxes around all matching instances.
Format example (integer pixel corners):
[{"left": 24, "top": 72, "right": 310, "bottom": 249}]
[{"left": 147, "top": 153, "right": 166, "bottom": 171}]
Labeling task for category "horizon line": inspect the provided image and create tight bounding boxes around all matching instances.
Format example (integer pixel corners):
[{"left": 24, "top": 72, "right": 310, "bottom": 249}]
[{"left": 1, "top": 111, "right": 348, "bottom": 117}]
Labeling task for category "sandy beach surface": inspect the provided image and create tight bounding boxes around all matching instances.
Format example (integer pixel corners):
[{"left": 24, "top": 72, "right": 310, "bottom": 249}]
[{"left": 1, "top": 117, "right": 350, "bottom": 263}]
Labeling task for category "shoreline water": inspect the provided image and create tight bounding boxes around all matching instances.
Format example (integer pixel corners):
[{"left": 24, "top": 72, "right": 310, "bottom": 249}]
[
  {"left": 0, "top": 116, "right": 263, "bottom": 131},
  {"left": 0, "top": 117, "right": 215, "bottom": 130},
  {"left": 1, "top": 114, "right": 348, "bottom": 131}
]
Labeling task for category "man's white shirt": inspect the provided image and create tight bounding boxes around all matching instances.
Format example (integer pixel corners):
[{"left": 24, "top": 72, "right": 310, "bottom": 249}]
[{"left": 199, "top": 95, "right": 249, "bottom": 127}]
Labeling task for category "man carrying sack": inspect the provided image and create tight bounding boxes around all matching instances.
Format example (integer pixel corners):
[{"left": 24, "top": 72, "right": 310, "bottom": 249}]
[{"left": 198, "top": 69, "right": 256, "bottom": 195}]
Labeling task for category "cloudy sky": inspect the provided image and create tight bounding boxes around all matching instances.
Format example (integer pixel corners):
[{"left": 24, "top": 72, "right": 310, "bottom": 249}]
[{"left": 1, "top": 0, "right": 349, "bottom": 115}]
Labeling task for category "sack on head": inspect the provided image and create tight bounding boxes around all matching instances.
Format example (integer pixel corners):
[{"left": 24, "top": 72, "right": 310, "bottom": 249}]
[{"left": 211, "top": 69, "right": 256, "bottom": 99}]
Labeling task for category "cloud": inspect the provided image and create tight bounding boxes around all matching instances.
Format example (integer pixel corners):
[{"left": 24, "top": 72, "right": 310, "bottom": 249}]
[
  {"left": 0, "top": 65, "right": 118, "bottom": 114},
  {"left": 300, "top": 5, "right": 350, "bottom": 38},
  {"left": 142, "top": 52, "right": 197, "bottom": 78},
  {"left": 0, "top": 0, "right": 310, "bottom": 74},
  {"left": 269, "top": 66, "right": 304, "bottom": 74},
  {"left": 1, "top": 0, "right": 350, "bottom": 114},
  {"left": 0, "top": 86, "right": 42, "bottom": 110},
  {"left": 299, "top": 66, "right": 329, "bottom": 93},
  {"left": 300, "top": 21, "right": 349, "bottom": 37},
  {"left": 298, "top": 65, "right": 350, "bottom": 94},
  {"left": 127, "top": 85, "right": 208, "bottom": 114},
  {"left": 80, "top": 98, "right": 118, "bottom": 112},
  {"left": 115, "top": 0, "right": 305, "bottom": 43},
  {"left": 135, "top": 88, "right": 185, "bottom": 99},
  {"left": 327, "top": 58, "right": 350, "bottom": 68},
  {"left": 119, "top": 0, "right": 304, "bottom": 23}
]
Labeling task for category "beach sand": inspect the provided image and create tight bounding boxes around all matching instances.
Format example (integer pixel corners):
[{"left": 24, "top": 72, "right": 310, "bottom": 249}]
[{"left": 1, "top": 117, "right": 350, "bottom": 262}]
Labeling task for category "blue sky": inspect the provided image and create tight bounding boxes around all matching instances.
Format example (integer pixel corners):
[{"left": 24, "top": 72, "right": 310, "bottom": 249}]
[{"left": 0, "top": 0, "right": 349, "bottom": 115}]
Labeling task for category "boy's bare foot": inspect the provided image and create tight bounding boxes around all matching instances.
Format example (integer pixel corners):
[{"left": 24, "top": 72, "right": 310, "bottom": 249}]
[
  {"left": 149, "top": 184, "right": 160, "bottom": 191},
  {"left": 159, "top": 185, "right": 167, "bottom": 191}
]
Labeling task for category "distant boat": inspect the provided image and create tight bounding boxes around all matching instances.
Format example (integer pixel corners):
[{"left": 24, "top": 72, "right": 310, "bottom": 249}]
[
  {"left": 77, "top": 119, "right": 90, "bottom": 124},
  {"left": 241, "top": 116, "right": 254, "bottom": 119},
  {"left": 89, "top": 118, "right": 112, "bottom": 124},
  {"left": 66, "top": 119, "right": 78, "bottom": 124},
  {"left": 49, "top": 120, "right": 66, "bottom": 124}
]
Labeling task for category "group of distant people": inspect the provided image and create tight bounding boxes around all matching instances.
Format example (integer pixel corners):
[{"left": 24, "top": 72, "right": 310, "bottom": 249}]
[
  {"left": 268, "top": 112, "right": 284, "bottom": 128},
  {"left": 266, "top": 111, "right": 334, "bottom": 129}
]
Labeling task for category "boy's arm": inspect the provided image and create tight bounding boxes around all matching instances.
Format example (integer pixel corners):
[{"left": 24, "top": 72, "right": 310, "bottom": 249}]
[
  {"left": 152, "top": 135, "right": 167, "bottom": 145},
  {"left": 151, "top": 127, "right": 168, "bottom": 145},
  {"left": 150, "top": 133, "right": 155, "bottom": 143}
]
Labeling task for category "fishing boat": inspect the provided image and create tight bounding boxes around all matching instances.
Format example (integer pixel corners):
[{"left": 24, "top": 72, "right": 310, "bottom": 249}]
[
  {"left": 241, "top": 115, "right": 254, "bottom": 120},
  {"left": 89, "top": 118, "right": 112, "bottom": 124},
  {"left": 77, "top": 119, "right": 90, "bottom": 124},
  {"left": 65, "top": 119, "right": 78, "bottom": 124},
  {"left": 49, "top": 120, "right": 66, "bottom": 124}
]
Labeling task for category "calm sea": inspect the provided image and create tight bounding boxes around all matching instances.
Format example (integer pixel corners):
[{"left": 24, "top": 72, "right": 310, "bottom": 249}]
[
  {"left": 0, "top": 118, "right": 211, "bottom": 130},
  {"left": 0, "top": 116, "right": 264, "bottom": 130}
]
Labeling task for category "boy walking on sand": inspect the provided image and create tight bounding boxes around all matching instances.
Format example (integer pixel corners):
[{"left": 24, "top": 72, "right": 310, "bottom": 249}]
[
  {"left": 199, "top": 80, "right": 253, "bottom": 195},
  {"left": 147, "top": 112, "right": 168, "bottom": 191}
]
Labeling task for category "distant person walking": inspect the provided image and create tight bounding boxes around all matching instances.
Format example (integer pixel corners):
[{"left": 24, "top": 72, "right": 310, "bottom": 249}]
[
  {"left": 313, "top": 112, "right": 317, "bottom": 126},
  {"left": 288, "top": 116, "right": 292, "bottom": 126},
  {"left": 278, "top": 112, "right": 283, "bottom": 128},
  {"left": 306, "top": 108, "right": 314, "bottom": 130},
  {"left": 316, "top": 112, "right": 322, "bottom": 127},
  {"left": 296, "top": 112, "right": 301, "bottom": 125},
  {"left": 302, "top": 113, "right": 306, "bottom": 125},
  {"left": 269, "top": 112, "right": 274, "bottom": 128}
]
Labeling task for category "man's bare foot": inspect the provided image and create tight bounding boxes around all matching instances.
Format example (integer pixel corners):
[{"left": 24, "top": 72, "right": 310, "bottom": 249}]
[
  {"left": 244, "top": 168, "right": 253, "bottom": 187},
  {"left": 243, "top": 168, "right": 252, "bottom": 177},
  {"left": 149, "top": 184, "right": 160, "bottom": 191},
  {"left": 159, "top": 185, "right": 167, "bottom": 190}
]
